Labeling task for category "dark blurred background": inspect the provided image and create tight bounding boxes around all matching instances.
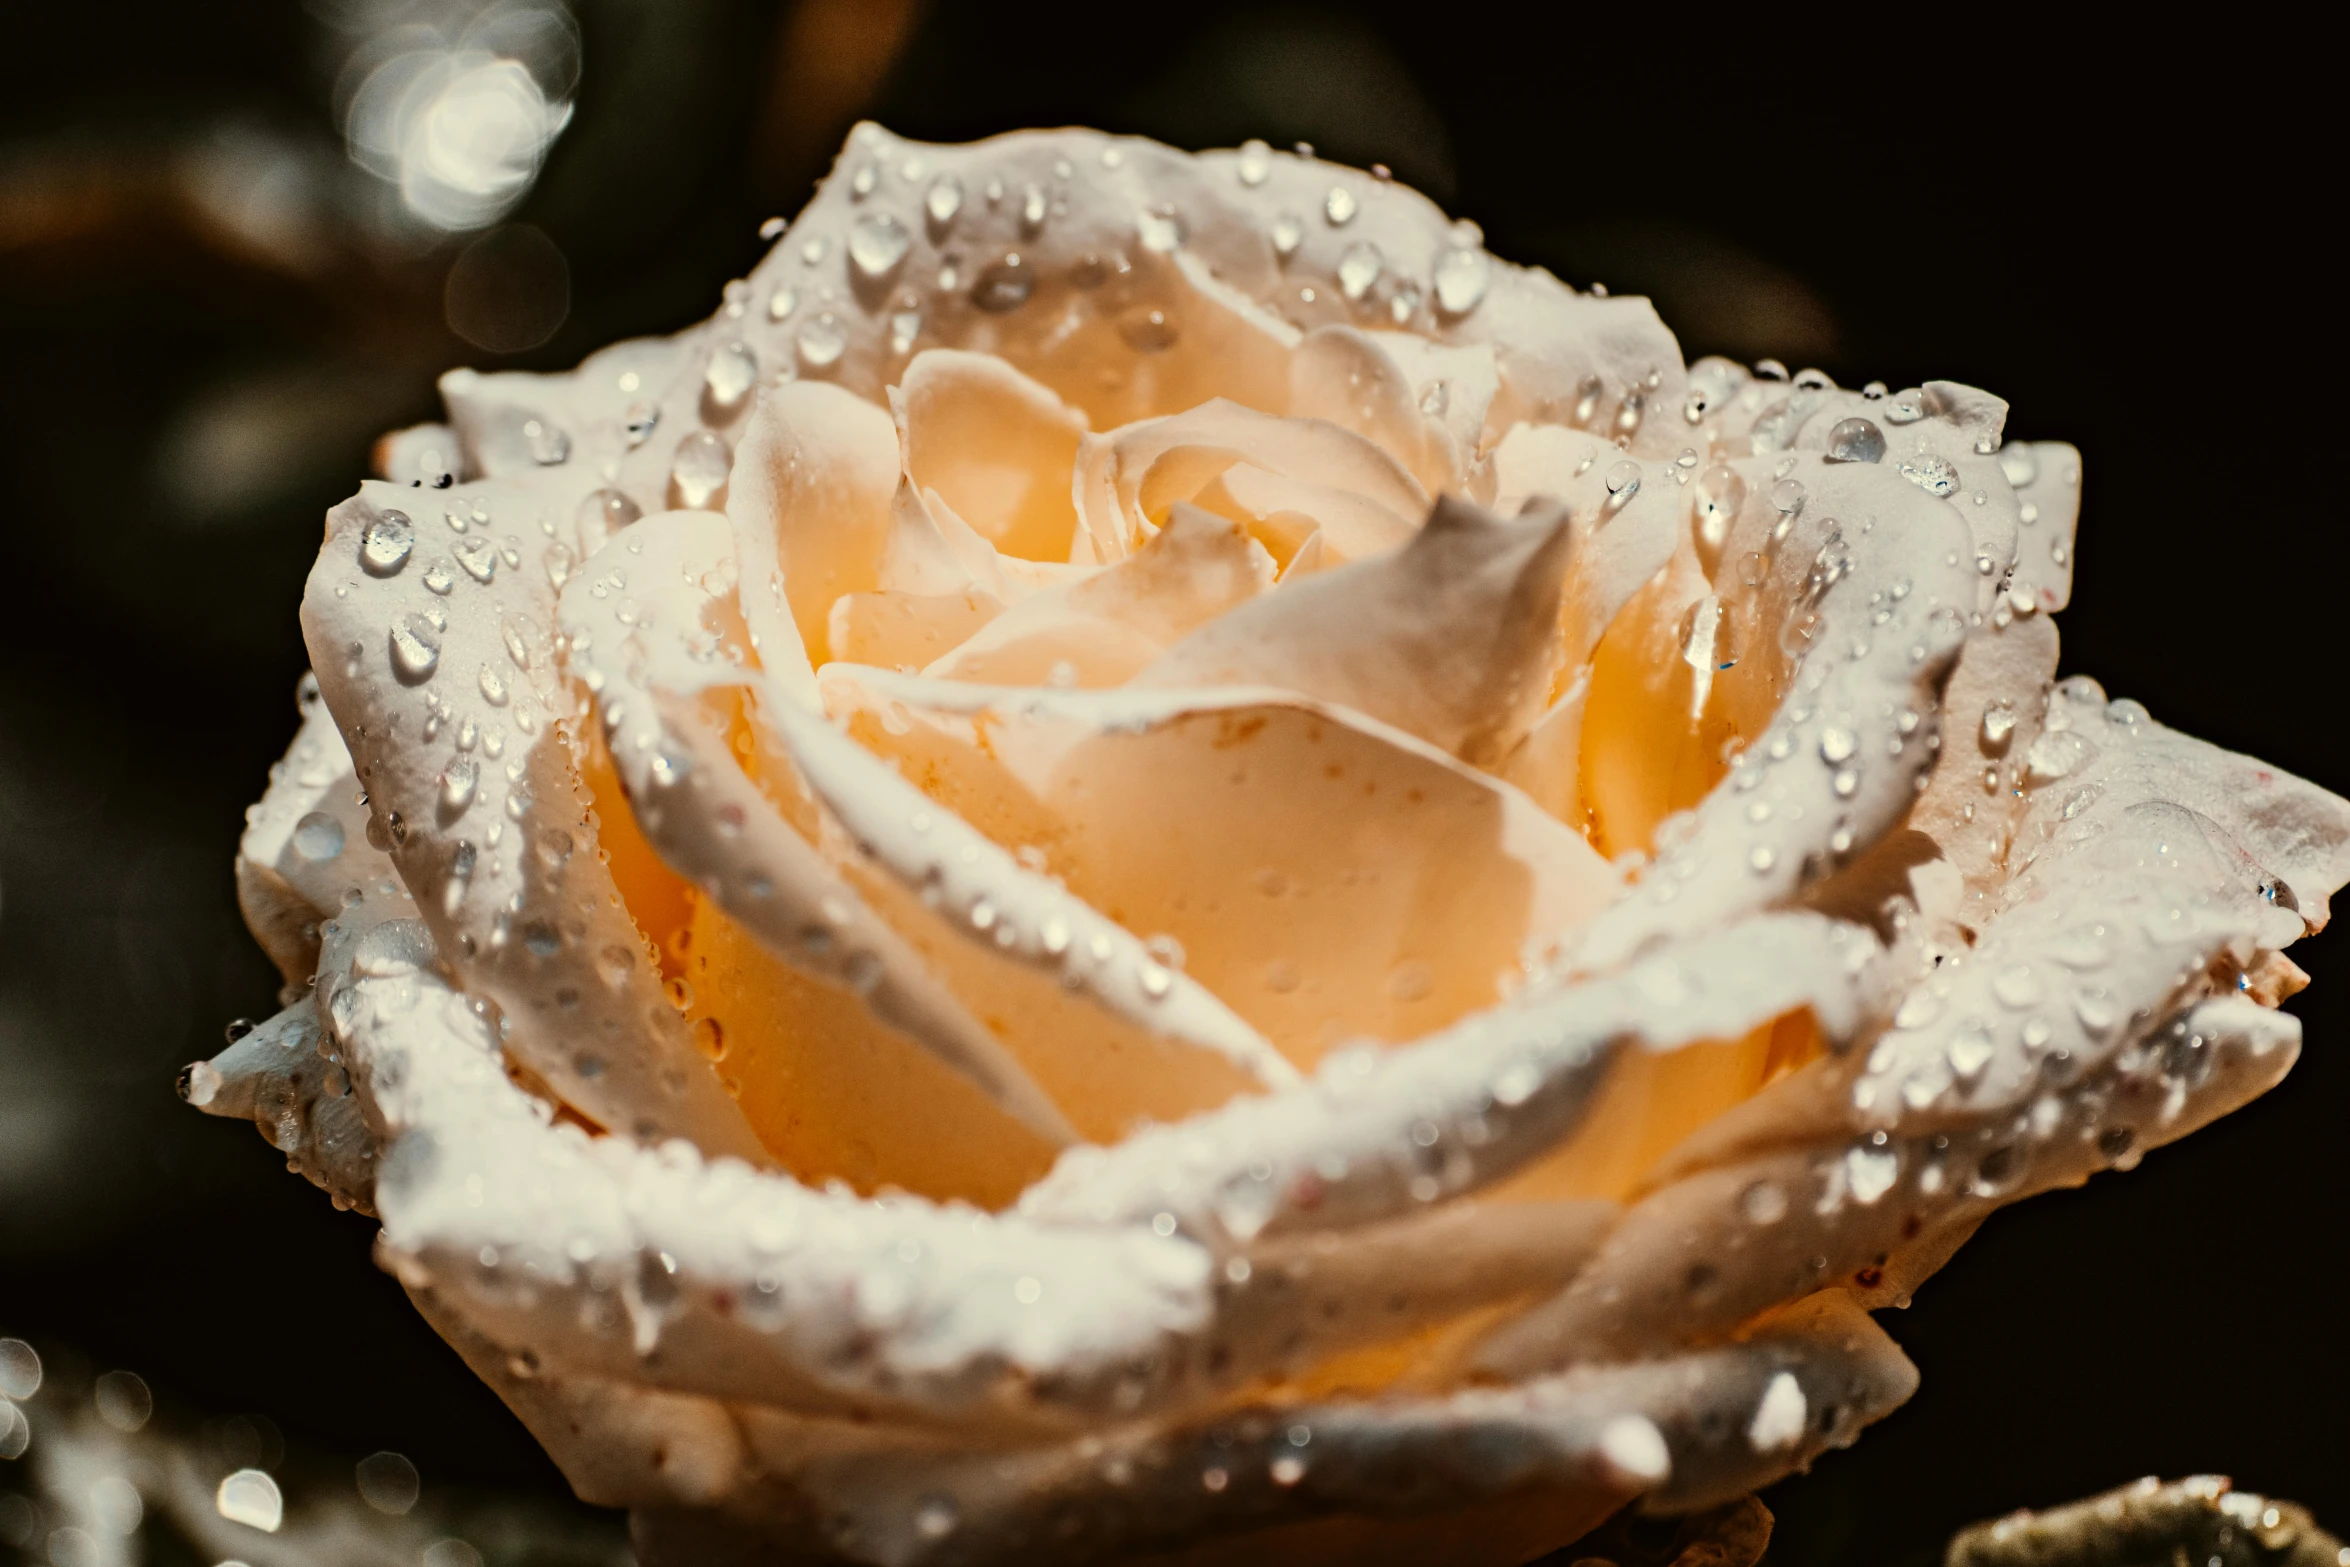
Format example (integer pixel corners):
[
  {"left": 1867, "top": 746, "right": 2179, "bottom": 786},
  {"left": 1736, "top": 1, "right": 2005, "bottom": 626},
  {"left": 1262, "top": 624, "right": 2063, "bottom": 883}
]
[{"left": 0, "top": 3, "right": 2340, "bottom": 1562}]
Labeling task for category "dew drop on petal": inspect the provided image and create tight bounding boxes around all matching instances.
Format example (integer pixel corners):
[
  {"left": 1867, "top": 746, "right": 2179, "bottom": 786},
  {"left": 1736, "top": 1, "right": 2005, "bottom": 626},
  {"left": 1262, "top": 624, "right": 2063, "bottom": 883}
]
[
  {"left": 1237, "top": 138, "right": 1272, "bottom": 186},
  {"left": 796, "top": 312, "right": 847, "bottom": 369},
  {"left": 389, "top": 613, "right": 442, "bottom": 683},
  {"left": 703, "top": 340, "right": 758, "bottom": 417},
  {"left": 361, "top": 510, "right": 415, "bottom": 576},
  {"left": 1336, "top": 241, "right": 1383, "bottom": 301},
  {"left": 923, "top": 174, "right": 964, "bottom": 230},
  {"left": 1323, "top": 185, "right": 1357, "bottom": 225},
  {"left": 440, "top": 756, "right": 479, "bottom": 817},
  {"left": 1433, "top": 245, "right": 1491, "bottom": 316},
  {"left": 972, "top": 255, "right": 1034, "bottom": 312},
  {"left": 1271, "top": 212, "right": 1304, "bottom": 259},
  {"left": 848, "top": 212, "right": 911, "bottom": 280},
  {"left": 1824, "top": 417, "right": 1886, "bottom": 464},
  {"left": 1897, "top": 451, "right": 1959, "bottom": 496}
]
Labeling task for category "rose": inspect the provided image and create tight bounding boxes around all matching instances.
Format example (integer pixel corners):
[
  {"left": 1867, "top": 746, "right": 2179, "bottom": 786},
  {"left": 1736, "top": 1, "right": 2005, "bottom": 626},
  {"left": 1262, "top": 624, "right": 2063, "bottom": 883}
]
[{"left": 193, "top": 123, "right": 2350, "bottom": 1566}]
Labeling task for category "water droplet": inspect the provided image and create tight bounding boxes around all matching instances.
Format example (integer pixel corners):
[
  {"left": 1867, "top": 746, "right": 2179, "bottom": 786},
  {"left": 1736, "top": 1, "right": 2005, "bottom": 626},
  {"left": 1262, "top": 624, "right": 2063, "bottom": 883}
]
[
  {"left": 972, "top": 255, "right": 1033, "bottom": 312},
  {"left": 889, "top": 308, "right": 922, "bottom": 355},
  {"left": 1819, "top": 726, "right": 1857, "bottom": 764},
  {"left": 1136, "top": 205, "right": 1184, "bottom": 252},
  {"left": 850, "top": 160, "right": 878, "bottom": 199},
  {"left": 848, "top": 212, "right": 911, "bottom": 281},
  {"left": 1883, "top": 396, "right": 1924, "bottom": 424},
  {"left": 1992, "top": 965, "right": 2044, "bottom": 1008},
  {"left": 1947, "top": 1027, "right": 1995, "bottom": 1079},
  {"left": 1271, "top": 212, "right": 1304, "bottom": 259},
  {"left": 361, "top": 510, "right": 415, "bottom": 576},
  {"left": 1603, "top": 458, "right": 1642, "bottom": 507},
  {"left": 923, "top": 174, "right": 963, "bottom": 230},
  {"left": 440, "top": 756, "right": 479, "bottom": 817},
  {"left": 1740, "top": 1179, "right": 1788, "bottom": 1223},
  {"left": 1824, "top": 417, "right": 1886, "bottom": 464},
  {"left": 523, "top": 418, "right": 570, "bottom": 465},
  {"left": 692, "top": 1016, "right": 726, "bottom": 1060},
  {"left": 1139, "top": 962, "right": 1173, "bottom": 999},
  {"left": 1336, "top": 240, "right": 1382, "bottom": 301},
  {"left": 1021, "top": 182, "right": 1048, "bottom": 231},
  {"left": 478, "top": 666, "right": 509, "bottom": 707},
  {"left": 1832, "top": 766, "right": 1860, "bottom": 798},
  {"left": 1237, "top": 138, "right": 1272, "bottom": 186},
  {"left": 2073, "top": 988, "right": 2117, "bottom": 1033},
  {"left": 1117, "top": 305, "right": 1178, "bottom": 352},
  {"left": 765, "top": 286, "right": 798, "bottom": 323},
  {"left": 1897, "top": 451, "right": 1959, "bottom": 496},
  {"left": 1433, "top": 245, "right": 1490, "bottom": 315},
  {"left": 1693, "top": 466, "right": 1746, "bottom": 566},
  {"left": 669, "top": 430, "right": 732, "bottom": 511},
  {"left": 1846, "top": 1144, "right": 1898, "bottom": 1203},
  {"left": 389, "top": 614, "right": 442, "bottom": 683},
  {"left": 292, "top": 811, "right": 346, "bottom": 861},
  {"left": 450, "top": 534, "right": 495, "bottom": 584},
  {"left": 703, "top": 341, "right": 758, "bottom": 418},
  {"left": 1323, "top": 185, "right": 1357, "bottom": 225},
  {"left": 422, "top": 560, "right": 454, "bottom": 595},
  {"left": 796, "top": 312, "right": 847, "bottom": 369},
  {"left": 1980, "top": 700, "right": 2018, "bottom": 754}
]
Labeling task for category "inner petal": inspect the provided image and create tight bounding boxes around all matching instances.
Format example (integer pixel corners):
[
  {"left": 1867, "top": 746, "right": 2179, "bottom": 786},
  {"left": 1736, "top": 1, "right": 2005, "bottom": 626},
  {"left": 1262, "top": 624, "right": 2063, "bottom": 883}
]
[{"left": 895, "top": 349, "right": 1088, "bottom": 563}]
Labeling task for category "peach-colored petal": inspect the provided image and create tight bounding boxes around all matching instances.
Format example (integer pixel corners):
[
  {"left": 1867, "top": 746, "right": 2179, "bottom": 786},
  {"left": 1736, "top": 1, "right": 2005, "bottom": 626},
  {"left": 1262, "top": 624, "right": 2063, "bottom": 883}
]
[
  {"left": 1076, "top": 398, "right": 1426, "bottom": 563},
  {"left": 826, "top": 584, "right": 1006, "bottom": 672},
  {"left": 1135, "top": 496, "right": 1573, "bottom": 769},
  {"left": 1569, "top": 453, "right": 1980, "bottom": 973},
  {"left": 930, "top": 504, "right": 1273, "bottom": 688},
  {"left": 758, "top": 687, "right": 1300, "bottom": 1092},
  {"left": 893, "top": 349, "right": 1088, "bottom": 562},
  {"left": 726, "top": 381, "right": 901, "bottom": 672},
  {"left": 822, "top": 670, "right": 1623, "bottom": 1068},
  {"left": 555, "top": 509, "right": 1078, "bottom": 1157},
  {"left": 301, "top": 480, "right": 763, "bottom": 1157}
]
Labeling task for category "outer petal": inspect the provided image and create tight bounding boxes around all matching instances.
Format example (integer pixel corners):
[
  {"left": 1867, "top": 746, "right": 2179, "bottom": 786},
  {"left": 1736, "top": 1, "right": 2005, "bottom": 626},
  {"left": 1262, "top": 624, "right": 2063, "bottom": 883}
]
[
  {"left": 234, "top": 679, "right": 398, "bottom": 986},
  {"left": 301, "top": 480, "right": 763, "bottom": 1157}
]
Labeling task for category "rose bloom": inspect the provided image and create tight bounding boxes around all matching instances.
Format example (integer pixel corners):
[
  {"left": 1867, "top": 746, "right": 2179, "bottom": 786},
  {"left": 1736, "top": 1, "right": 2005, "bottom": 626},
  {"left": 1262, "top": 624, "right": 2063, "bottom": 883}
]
[{"left": 192, "top": 126, "right": 2348, "bottom": 1566}]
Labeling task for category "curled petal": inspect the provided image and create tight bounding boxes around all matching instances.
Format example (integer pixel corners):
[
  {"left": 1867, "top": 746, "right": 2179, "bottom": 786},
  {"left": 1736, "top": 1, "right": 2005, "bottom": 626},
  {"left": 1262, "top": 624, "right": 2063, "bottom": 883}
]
[
  {"left": 824, "top": 670, "right": 1623, "bottom": 1066},
  {"left": 557, "top": 510, "right": 1078, "bottom": 1154},
  {"left": 1021, "top": 914, "right": 1876, "bottom": 1243},
  {"left": 1076, "top": 398, "right": 1426, "bottom": 564},
  {"left": 1135, "top": 495, "right": 1574, "bottom": 768},
  {"left": 311, "top": 876, "right": 1215, "bottom": 1430},
  {"left": 187, "top": 1001, "right": 379, "bottom": 1213},
  {"left": 301, "top": 481, "right": 763, "bottom": 1157},
  {"left": 234, "top": 684, "right": 396, "bottom": 985},
  {"left": 1571, "top": 454, "right": 1979, "bottom": 972},
  {"left": 619, "top": 1291, "right": 1910, "bottom": 1567},
  {"left": 728, "top": 380, "right": 903, "bottom": 673},
  {"left": 929, "top": 504, "right": 1272, "bottom": 687},
  {"left": 893, "top": 349, "right": 1088, "bottom": 562}
]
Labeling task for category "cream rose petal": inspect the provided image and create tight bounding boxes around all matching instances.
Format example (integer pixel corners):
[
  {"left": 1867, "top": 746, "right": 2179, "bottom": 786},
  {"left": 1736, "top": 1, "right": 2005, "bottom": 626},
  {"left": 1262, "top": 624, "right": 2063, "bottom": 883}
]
[
  {"left": 821, "top": 669, "right": 1622, "bottom": 1063},
  {"left": 926, "top": 504, "right": 1274, "bottom": 688},
  {"left": 233, "top": 680, "right": 396, "bottom": 986},
  {"left": 1075, "top": 397, "right": 1428, "bottom": 565},
  {"left": 891, "top": 349, "right": 1089, "bottom": 562},
  {"left": 297, "top": 878, "right": 1215, "bottom": 1430},
  {"left": 555, "top": 509, "right": 1079, "bottom": 1148},
  {"left": 301, "top": 480, "right": 763, "bottom": 1156},
  {"left": 1132, "top": 494, "right": 1573, "bottom": 767}
]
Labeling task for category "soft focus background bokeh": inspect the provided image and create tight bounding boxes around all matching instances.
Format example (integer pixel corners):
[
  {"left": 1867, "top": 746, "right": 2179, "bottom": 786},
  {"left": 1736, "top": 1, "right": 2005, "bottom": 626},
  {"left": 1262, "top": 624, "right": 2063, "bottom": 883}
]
[{"left": 1, "top": 3, "right": 2341, "bottom": 1562}]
